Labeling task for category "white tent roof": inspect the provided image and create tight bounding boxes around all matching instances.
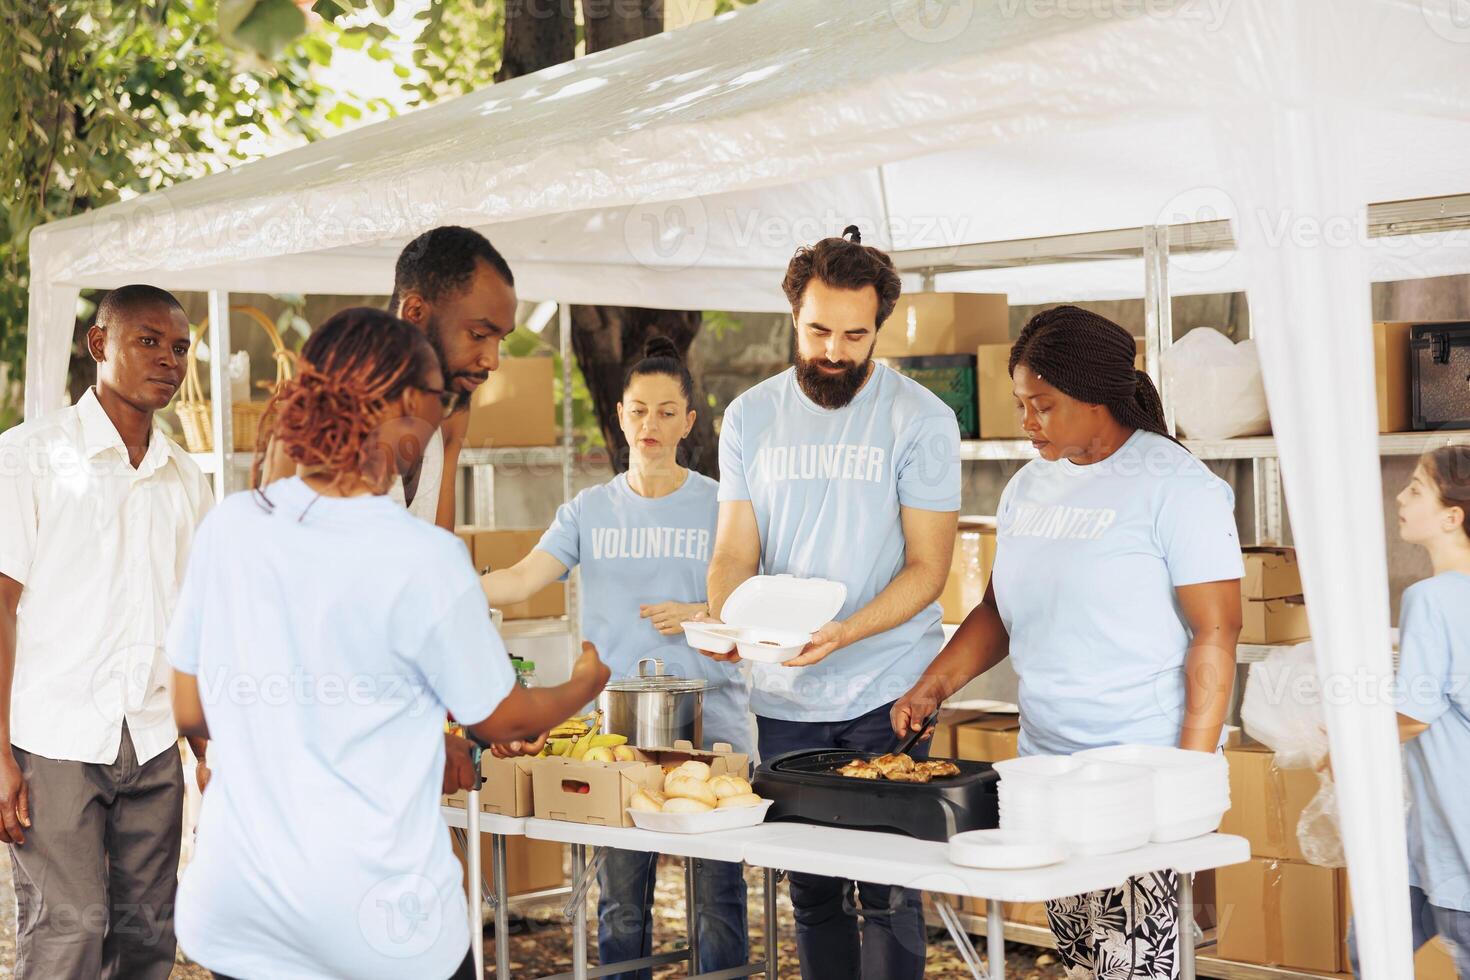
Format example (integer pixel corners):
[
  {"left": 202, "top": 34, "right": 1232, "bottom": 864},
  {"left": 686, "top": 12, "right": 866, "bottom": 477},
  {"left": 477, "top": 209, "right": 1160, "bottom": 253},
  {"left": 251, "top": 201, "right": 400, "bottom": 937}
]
[{"left": 25, "top": 2, "right": 1470, "bottom": 974}]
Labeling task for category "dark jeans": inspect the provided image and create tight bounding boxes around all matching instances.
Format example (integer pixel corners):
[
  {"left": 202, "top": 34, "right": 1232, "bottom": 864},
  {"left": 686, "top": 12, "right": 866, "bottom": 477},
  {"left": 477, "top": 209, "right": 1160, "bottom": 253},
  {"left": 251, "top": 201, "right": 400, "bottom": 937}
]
[
  {"left": 1348, "top": 885, "right": 1470, "bottom": 978},
  {"left": 757, "top": 700, "right": 928, "bottom": 980},
  {"left": 213, "top": 947, "right": 475, "bottom": 980},
  {"left": 597, "top": 849, "right": 748, "bottom": 980},
  {"left": 8, "top": 723, "right": 184, "bottom": 980}
]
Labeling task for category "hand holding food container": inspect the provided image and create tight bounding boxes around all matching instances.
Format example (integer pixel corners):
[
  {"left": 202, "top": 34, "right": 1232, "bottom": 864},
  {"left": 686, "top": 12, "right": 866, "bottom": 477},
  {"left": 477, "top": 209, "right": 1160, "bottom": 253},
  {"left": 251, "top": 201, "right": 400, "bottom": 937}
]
[{"left": 681, "top": 574, "right": 847, "bottom": 666}]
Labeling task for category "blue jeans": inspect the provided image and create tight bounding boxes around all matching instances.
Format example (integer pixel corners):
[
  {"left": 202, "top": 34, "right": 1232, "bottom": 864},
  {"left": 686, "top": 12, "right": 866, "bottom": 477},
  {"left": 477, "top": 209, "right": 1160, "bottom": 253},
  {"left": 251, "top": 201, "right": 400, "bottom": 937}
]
[
  {"left": 1348, "top": 885, "right": 1470, "bottom": 978},
  {"left": 597, "top": 848, "right": 748, "bottom": 980},
  {"left": 757, "top": 700, "right": 928, "bottom": 980}
]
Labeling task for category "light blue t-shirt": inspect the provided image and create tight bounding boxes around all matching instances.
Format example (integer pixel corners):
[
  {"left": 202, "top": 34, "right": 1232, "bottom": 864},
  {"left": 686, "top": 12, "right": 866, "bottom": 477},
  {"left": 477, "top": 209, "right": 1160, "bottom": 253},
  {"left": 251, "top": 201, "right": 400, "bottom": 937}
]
[
  {"left": 1397, "top": 572, "right": 1470, "bottom": 913},
  {"left": 536, "top": 472, "right": 751, "bottom": 753},
  {"left": 718, "top": 364, "right": 961, "bottom": 722},
  {"left": 992, "top": 429, "right": 1244, "bottom": 756},
  {"left": 167, "top": 478, "right": 515, "bottom": 980}
]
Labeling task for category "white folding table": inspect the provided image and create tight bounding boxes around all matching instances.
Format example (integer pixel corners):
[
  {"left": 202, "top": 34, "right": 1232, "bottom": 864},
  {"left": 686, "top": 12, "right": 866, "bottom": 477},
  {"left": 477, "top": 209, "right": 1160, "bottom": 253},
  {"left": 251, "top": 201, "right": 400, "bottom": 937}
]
[{"left": 441, "top": 805, "right": 529, "bottom": 980}]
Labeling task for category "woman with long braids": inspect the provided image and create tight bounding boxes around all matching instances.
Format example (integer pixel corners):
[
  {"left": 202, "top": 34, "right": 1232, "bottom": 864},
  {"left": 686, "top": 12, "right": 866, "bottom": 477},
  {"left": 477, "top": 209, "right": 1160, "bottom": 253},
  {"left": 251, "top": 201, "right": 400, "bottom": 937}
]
[
  {"left": 165, "top": 308, "right": 609, "bottom": 980},
  {"left": 893, "top": 305, "right": 1244, "bottom": 979},
  {"left": 481, "top": 337, "right": 750, "bottom": 979}
]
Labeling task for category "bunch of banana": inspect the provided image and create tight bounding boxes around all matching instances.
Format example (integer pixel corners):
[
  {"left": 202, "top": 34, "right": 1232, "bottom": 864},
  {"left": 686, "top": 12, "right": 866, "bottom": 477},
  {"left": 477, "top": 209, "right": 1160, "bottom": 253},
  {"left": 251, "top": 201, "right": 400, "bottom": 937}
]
[{"left": 538, "top": 710, "right": 637, "bottom": 762}]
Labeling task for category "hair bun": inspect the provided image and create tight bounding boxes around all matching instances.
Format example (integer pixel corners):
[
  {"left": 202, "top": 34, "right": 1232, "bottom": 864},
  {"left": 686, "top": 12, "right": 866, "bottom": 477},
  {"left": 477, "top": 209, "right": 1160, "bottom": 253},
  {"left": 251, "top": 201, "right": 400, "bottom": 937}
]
[
  {"left": 642, "top": 335, "right": 681, "bottom": 362},
  {"left": 841, "top": 224, "right": 862, "bottom": 243}
]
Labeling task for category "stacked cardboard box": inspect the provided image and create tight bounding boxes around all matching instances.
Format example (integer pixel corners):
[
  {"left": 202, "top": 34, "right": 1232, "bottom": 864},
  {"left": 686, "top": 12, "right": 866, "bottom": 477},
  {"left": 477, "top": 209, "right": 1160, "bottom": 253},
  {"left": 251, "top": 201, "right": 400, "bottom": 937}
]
[
  {"left": 450, "top": 830, "right": 565, "bottom": 900},
  {"left": 939, "top": 517, "right": 998, "bottom": 624},
  {"left": 1239, "top": 546, "right": 1309, "bottom": 645},
  {"left": 875, "top": 293, "right": 1008, "bottom": 359},
  {"left": 1374, "top": 321, "right": 1413, "bottom": 434},
  {"left": 455, "top": 527, "right": 566, "bottom": 620},
  {"left": 1216, "top": 741, "right": 1345, "bottom": 973},
  {"left": 465, "top": 357, "right": 558, "bottom": 449},
  {"left": 954, "top": 712, "right": 1021, "bottom": 765},
  {"left": 978, "top": 336, "right": 1142, "bottom": 440}
]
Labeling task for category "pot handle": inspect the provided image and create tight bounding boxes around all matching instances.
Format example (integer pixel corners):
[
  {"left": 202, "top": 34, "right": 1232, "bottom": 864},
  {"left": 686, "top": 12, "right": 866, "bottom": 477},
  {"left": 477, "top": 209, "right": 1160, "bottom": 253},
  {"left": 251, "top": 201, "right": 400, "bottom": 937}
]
[{"left": 636, "top": 658, "right": 665, "bottom": 678}]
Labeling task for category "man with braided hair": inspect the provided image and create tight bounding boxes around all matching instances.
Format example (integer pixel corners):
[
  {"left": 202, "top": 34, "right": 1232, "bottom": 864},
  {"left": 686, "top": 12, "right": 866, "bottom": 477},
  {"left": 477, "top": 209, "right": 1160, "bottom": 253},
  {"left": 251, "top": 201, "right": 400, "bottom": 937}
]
[
  {"left": 895, "top": 305, "right": 1244, "bottom": 979},
  {"left": 702, "top": 227, "right": 961, "bottom": 979}
]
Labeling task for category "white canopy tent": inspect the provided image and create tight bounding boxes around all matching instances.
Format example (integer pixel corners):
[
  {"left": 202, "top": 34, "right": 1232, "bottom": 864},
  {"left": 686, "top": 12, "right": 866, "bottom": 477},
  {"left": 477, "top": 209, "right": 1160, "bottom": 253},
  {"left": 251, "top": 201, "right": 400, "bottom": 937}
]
[{"left": 24, "top": 1, "right": 1470, "bottom": 974}]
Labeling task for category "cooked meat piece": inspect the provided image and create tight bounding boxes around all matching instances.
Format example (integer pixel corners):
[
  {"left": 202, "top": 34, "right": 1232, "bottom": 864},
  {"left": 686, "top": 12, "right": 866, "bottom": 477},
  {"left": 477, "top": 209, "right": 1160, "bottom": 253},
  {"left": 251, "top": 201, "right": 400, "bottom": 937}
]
[
  {"left": 872, "top": 753, "right": 915, "bottom": 777},
  {"left": 836, "top": 760, "right": 881, "bottom": 780},
  {"left": 916, "top": 760, "right": 961, "bottom": 778},
  {"left": 884, "top": 769, "right": 932, "bottom": 783}
]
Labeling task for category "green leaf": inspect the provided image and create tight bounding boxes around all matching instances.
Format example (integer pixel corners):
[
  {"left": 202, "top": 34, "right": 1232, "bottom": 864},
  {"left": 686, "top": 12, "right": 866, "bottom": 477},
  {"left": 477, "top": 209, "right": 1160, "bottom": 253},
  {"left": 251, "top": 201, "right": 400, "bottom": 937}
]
[
  {"left": 220, "top": 0, "right": 307, "bottom": 59},
  {"left": 372, "top": 0, "right": 394, "bottom": 17}
]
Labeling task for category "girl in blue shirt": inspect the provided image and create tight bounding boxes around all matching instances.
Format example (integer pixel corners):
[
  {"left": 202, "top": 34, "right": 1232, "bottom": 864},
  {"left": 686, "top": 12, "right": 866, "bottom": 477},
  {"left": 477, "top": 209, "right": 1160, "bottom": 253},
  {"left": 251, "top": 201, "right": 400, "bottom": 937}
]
[
  {"left": 481, "top": 337, "right": 749, "bottom": 980},
  {"left": 1354, "top": 446, "right": 1470, "bottom": 977},
  {"left": 893, "top": 307, "right": 1244, "bottom": 980}
]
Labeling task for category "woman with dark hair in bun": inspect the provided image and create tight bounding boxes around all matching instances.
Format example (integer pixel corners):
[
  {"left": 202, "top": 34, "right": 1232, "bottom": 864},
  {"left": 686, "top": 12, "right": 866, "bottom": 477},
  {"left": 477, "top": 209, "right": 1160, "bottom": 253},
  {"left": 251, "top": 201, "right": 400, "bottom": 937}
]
[
  {"left": 893, "top": 306, "right": 1245, "bottom": 979},
  {"left": 481, "top": 336, "right": 749, "bottom": 979}
]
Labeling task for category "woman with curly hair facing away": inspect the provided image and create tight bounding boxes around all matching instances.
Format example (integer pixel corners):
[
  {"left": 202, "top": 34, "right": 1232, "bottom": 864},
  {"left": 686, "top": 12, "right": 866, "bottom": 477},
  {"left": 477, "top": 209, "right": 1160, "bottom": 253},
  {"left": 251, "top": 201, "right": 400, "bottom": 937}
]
[{"left": 165, "top": 308, "right": 609, "bottom": 980}]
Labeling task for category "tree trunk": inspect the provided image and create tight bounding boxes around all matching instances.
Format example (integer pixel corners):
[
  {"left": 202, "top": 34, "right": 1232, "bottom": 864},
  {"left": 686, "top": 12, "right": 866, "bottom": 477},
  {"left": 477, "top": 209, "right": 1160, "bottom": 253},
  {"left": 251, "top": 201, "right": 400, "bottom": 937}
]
[
  {"left": 570, "top": 306, "right": 718, "bottom": 476},
  {"left": 496, "top": 0, "right": 576, "bottom": 82},
  {"left": 492, "top": 0, "right": 714, "bottom": 476}
]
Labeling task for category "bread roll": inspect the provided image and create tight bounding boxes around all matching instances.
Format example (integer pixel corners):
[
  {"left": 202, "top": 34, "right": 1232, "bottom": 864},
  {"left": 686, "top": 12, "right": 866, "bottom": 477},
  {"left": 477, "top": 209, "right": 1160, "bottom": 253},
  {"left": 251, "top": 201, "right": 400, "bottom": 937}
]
[
  {"left": 709, "top": 775, "right": 753, "bottom": 799},
  {"left": 630, "top": 788, "right": 665, "bottom": 813},
  {"left": 674, "top": 760, "right": 712, "bottom": 782},
  {"left": 663, "top": 774, "right": 718, "bottom": 807},
  {"left": 661, "top": 796, "right": 713, "bottom": 814},
  {"left": 716, "top": 793, "right": 764, "bottom": 809}
]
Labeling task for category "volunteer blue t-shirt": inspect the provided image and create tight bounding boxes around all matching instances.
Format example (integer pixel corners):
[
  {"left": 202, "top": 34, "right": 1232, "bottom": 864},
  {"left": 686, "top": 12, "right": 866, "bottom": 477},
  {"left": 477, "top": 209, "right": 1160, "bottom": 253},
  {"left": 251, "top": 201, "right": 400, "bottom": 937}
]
[
  {"left": 992, "top": 429, "right": 1244, "bottom": 756},
  {"left": 718, "top": 364, "right": 961, "bottom": 722},
  {"left": 1396, "top": 572, "right": 1470, "bottom": 913},
  {"left": 166, "top": 478, "right": 515, "bottom": 980},
  {"left": 536, "top": 472, "right": 750, "bottom": 753}
]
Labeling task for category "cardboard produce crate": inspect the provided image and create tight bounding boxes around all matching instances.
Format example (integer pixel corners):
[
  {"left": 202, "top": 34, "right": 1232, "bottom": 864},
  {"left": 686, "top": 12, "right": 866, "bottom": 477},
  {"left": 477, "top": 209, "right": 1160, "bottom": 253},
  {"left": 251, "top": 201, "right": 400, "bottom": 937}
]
[
  {"left": 954, "top": 713, "right": 1021, "bottom": 763},
  {"left": 531, "top": 741, "right": 749, "bottom": 828},
  {"left": 465, "top": 356, "right": 557, "bottom": 448},
  {"left": 1216, "top": 857, "right": 1342, "bottom": 974},
  {"left": 443, "top": 754, "right": 536, "bottom": 817},
  {"left": 875, "top": 293, "right": 1008, "bottom": 358},
  {"left": 455, "top": 527, "right": 566, "bottom": 620},
  {"left": 1239, "top": 595, "right": 1310, "bottom": 644},
  {"left": 940, "top": 517, "right": 998, "bottom": 624},
  {"left": 1240, "top": 546, "right": 1302, "bottom": 601},
  {"left": 1219, "top": 743, "right": 1320, "bottom": 862}
]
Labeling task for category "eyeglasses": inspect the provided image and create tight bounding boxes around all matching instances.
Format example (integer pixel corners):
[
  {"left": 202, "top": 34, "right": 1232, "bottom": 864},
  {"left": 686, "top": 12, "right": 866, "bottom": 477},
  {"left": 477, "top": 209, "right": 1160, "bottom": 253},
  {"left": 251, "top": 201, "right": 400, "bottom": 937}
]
[{"left": 417, "top": 385, "right": 465, "bottom": 415}]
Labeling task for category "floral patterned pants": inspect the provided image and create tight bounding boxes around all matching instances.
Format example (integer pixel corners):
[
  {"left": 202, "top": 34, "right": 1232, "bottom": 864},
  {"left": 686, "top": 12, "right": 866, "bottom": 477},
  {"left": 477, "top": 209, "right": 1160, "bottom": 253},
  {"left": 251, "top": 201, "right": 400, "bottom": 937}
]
[{"left": 1043, "top": 870, "right": 1181, "bottom": 980}]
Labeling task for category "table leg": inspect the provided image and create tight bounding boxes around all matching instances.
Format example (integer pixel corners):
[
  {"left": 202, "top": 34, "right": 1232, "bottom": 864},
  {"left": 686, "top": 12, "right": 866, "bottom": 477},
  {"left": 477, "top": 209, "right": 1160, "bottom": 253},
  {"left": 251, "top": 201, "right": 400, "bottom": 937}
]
[
  {"left": 1178, "top": 871, "right": 1195, "bottom": 980},
  {"left": 763, "top": 868, "right": 778, "bottom": 979},
  {"left": 572, "top": 844, "right": 589, "bottom": 980},
  {"left": 987, "top": 898, "right": 1005, "bottom": 980},
  {"left": 685, "top": 858, "right": 701, "bottom": 974},
  {"left": 466, "top": 790, "right": 483, "bottom": 979},
  {"left": 932, "top": 899, "right": 985, "bottom": 979},
  {"left": 491, "top": 833, "right": 510, "bottom": 980}
]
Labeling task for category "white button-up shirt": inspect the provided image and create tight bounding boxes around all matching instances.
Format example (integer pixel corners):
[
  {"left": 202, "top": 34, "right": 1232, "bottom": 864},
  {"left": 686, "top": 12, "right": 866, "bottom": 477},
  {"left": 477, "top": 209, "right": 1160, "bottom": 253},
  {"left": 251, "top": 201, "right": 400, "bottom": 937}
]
[{"left": 0, "top": 388, "right": 213, "bottom": 765}]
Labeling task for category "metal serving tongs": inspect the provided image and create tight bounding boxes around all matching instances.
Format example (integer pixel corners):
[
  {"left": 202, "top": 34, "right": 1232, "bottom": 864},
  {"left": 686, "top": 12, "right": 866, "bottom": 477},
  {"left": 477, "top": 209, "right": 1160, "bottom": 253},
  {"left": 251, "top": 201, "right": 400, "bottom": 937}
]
[{"left": 894, "top": 708, "right": 941, "bottom": 757}]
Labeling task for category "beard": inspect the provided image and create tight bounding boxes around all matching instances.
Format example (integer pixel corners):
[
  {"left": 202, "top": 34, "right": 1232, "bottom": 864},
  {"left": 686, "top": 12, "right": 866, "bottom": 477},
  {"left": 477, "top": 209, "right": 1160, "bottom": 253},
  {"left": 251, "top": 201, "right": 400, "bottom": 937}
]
[
  {"left": 424, "top": 312, "right": 487, "bottom": 393},
  {"left": 795, "top": 350, "right": 873, "bottom": 409}
]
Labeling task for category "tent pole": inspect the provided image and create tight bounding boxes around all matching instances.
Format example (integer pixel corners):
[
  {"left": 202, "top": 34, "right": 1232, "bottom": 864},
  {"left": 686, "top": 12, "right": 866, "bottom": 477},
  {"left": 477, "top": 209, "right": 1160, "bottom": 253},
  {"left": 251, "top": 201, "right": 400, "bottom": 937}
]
[{"left": 206, "top": 291, "right": 233, "bottom": 499}]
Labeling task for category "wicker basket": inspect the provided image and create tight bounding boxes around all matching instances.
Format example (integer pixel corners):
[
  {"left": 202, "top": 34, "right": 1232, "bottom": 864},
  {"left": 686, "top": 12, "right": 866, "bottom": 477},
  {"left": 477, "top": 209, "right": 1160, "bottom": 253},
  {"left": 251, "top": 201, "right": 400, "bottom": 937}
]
[{"left": 175, "top": 306, "right": 296, "bottom": 454}]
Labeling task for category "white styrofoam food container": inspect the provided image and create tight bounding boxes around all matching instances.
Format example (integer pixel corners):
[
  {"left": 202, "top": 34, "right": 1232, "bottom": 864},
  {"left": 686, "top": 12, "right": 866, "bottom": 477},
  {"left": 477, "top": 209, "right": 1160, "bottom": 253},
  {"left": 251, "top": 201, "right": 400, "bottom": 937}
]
[
  {"left": 627, "top": 799, "right": 774, "bottom": 834},
  {"left": 682, "top": 575, "right": 847, "bottom": 664}
]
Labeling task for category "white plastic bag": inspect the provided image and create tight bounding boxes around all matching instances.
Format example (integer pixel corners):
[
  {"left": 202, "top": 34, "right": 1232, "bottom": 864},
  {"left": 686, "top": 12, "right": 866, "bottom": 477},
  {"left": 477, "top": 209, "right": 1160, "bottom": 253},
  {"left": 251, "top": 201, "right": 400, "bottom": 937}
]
[
  {"left": 1163, "top": 328, "right": 1272, "bottom": 440},
  {"left": 1297, "top": 772, "right": 1346, "bottom": 868},
  {"left": 1240, "top": 642, "right": 1329, "bottom": 770}
]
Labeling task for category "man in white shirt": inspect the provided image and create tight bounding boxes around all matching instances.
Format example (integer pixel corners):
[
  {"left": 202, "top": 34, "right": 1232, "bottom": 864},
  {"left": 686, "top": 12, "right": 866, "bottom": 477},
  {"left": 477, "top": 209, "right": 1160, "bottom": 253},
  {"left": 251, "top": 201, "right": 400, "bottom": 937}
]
[
  {"left": 387, "top": 225, "right": 519, "bottom": 529},
  {"left": 0, "top": 285, "right": 213, "bottom": 979}
]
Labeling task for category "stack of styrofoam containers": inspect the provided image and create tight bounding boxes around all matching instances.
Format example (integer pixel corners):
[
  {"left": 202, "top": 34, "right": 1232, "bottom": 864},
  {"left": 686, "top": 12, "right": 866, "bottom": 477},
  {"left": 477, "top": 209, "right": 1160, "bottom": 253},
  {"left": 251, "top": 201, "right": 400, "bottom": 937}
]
[
  {"left": 992, "top": 755, "right": 1078, "bottom": 844},
  {"left": 995, "top": 756, "right": 1154, "bottom": 856},
  {"left": 1075, "top": 745, "right": 1230, "bottom": 843}
]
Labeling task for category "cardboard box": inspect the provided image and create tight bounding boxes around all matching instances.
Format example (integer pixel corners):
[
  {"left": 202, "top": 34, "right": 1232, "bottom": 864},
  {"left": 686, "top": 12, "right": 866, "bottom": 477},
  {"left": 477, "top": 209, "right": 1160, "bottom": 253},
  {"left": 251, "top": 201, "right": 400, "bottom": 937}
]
[
  {"left": 1240, "top": 595, "right": 1310, "bottom": 644},
  {"left": 955, "top": 714, "right": 1021, "bottom": 763},
  {"left": 465, "top": 357, "right": 557, "bottom": 448},
  {"left": 1241, "top": 547, "right": 1302, "bottom": 600},
  {"left": 979, "top": 337, "right": 1143, "bottom": 440},
  {"left": 1219, "top": 744, "right": 1320, "bottom": 862},
  {"left": 531, "top": 741, "right": 749, "bottom": 828},
  {"left": 1002, "top": 900, "right": 1051, "bottom": 927},
  {"left": 456, "top": 527, "right": 566, "bottom": 620},
  {"left": 450, "top": 829, "right": 566, "bottom": 897},
  {"left": 1374, "top": 321, "right": 1414, "bottom": 434},
  {"left": 443, "top": 754, "right": 536, "bottom": 817},
  {"left": 1216, "top": 857, "right": 1341, "bottom": 973},
  {"left": 940, "top": 517, "right": 998, "bottom": 624},
  {"left": 876, "top": 293, "right": 1009, "bottom": 358},
  {"left": 930, "top": 707, "right": 991, "bottom": 759}
]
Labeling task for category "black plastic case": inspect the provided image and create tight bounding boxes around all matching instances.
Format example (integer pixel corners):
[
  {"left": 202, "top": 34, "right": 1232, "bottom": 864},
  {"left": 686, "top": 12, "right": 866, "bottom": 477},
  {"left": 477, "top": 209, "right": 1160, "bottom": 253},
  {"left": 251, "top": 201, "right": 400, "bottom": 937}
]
[{"left": 1411, "top": 322, "right": 1470, "bottom": 430}]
